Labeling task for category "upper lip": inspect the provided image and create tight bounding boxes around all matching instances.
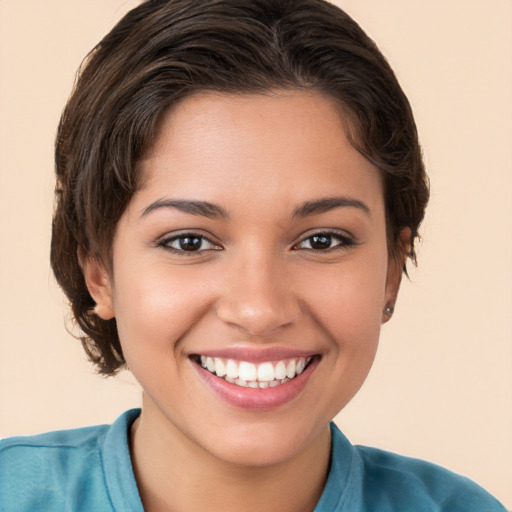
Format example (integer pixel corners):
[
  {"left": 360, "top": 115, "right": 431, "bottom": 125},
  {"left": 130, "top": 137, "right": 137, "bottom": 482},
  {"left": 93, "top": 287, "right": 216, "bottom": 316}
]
[{"left": 189, "top": 347, "right": 319, "bottom": 363}]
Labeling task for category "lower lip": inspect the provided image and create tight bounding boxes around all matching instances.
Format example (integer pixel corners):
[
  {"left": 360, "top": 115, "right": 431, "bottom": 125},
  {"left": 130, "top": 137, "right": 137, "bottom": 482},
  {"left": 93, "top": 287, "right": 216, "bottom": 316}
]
[{"left": 192, "top": 357, "right": 319, "bottom": 411}]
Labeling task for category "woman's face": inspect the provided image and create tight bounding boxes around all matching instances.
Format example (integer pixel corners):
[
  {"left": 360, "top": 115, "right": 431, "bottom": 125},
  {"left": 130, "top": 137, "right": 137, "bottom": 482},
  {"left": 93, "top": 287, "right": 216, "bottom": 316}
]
[{"left": 87, "top": 91, "right": 403, "bottom": 467}]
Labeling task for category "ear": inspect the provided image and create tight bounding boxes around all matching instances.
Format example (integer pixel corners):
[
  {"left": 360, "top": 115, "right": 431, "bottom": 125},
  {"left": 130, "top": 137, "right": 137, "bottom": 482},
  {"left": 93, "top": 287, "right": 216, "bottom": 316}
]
[
  {"left": 80, "top": 251, "right": 115, "bottom": 320},
  {"left": 382, "top": 228, "right": 411, "bottom": 324}
]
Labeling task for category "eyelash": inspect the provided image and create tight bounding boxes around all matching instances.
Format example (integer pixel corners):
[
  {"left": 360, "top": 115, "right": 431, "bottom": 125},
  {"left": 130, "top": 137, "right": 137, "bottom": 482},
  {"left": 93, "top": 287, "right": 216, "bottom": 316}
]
[
  {"left": 157, "top": 232, "right": 221, "bottom": 255},
  {"left": 157, "top": 230, "right": 355, "bottom": 255},
  {"left": 293, "top": 231, "right": 356, "bottom": 252}
]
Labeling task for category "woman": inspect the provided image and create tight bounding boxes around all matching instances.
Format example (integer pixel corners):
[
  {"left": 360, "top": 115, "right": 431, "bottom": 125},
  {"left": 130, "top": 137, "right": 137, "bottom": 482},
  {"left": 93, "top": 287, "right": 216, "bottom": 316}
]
[{"left": 0, "top": 1, "right": 506, "bottom": 510}]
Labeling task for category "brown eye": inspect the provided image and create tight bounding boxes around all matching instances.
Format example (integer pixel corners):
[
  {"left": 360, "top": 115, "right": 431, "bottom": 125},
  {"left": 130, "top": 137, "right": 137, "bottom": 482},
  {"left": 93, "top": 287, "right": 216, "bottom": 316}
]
[
  {"left": 177, "top": 235, "right": 203, "bottom": 251},
  {"left": 295, "top": 231, "right": 354, "bottom": 251},
  {"left": 309, "top": 234, "right": 332, "bottom": 250},
  {"left": 159, "top": 233, "right": 221, "bottom": 253}
]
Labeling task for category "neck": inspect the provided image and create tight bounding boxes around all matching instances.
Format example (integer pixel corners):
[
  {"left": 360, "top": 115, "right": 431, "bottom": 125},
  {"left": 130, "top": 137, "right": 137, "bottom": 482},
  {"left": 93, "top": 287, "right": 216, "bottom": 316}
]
[{"left": 130, "top": 396, "right": 331, "bottom": 512}]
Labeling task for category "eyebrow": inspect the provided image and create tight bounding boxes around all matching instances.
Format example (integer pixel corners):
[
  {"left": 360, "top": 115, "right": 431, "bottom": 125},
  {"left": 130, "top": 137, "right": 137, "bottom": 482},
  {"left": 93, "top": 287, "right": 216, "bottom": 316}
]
[
  {"left": 141, "top": 199, "right": 229, "bottom": 219},
  {"left": 140, "top": 195, "right": 370, "bottom": 220},
  {"left": 292, "top": 196, "right": 371, "bottom": 218}
]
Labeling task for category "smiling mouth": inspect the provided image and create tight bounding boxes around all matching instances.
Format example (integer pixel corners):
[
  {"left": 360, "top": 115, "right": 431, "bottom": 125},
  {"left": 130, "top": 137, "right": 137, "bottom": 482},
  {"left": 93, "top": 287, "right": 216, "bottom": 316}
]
[{"left": 190, "top": 355, "right": 316, "bottom": 389}]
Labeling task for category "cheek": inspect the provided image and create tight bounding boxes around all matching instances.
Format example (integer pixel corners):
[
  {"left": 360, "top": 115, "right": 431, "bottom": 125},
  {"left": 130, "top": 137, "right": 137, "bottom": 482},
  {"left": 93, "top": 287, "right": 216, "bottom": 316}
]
[
  {"left": 111, "top": 263, "right": 216, "bottom": 362},
  {"left": 303, "top": 254, "right": 389, "bottom": 346}
]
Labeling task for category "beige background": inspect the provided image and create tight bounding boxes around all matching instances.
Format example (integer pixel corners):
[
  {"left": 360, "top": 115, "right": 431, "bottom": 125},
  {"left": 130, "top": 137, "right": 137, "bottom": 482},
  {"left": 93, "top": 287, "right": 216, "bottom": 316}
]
[{"left": 1, "top": 0, "right": 511, "bottom": 507}]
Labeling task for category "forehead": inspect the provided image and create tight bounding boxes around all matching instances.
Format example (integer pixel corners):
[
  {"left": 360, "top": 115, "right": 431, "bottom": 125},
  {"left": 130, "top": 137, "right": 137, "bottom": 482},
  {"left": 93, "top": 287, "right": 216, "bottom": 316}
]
[{"left": 136, "top": 90, "right": 384, "bottom": 217}]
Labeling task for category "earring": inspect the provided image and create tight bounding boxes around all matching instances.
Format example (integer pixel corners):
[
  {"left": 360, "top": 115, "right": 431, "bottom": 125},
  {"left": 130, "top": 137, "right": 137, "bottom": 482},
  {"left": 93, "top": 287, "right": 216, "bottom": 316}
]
[{"left": 384, "top": 305, "right": 394, "bottom": 316}]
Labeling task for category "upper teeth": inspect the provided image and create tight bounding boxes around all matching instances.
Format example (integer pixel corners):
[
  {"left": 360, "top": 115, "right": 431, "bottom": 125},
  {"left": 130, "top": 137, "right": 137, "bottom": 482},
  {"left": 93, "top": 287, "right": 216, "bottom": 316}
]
[{"left": 199, "top": 356, "right": 311, "bottom": 386}]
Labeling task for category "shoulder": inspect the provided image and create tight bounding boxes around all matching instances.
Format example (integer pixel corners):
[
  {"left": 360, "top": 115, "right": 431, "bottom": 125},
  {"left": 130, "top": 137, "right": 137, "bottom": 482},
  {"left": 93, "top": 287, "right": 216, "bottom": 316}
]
[
  {"left": 0, "top": 415, "right": 129, "bottom": 512},
  {"left": 322, "top": 424, "right": 506, "bottom": 512},
  {"left": 0, "top": 421, "right": 110, "bottom": 467},
  {"left": 355, "top": 444, "right": 507, "bottom": 512}
]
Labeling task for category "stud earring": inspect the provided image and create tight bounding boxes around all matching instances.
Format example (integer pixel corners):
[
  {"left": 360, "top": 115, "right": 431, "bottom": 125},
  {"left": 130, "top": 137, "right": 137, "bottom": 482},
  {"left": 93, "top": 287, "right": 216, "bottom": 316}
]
[{"left": 384, "top": 305, "right": 394, "bottom": 316}]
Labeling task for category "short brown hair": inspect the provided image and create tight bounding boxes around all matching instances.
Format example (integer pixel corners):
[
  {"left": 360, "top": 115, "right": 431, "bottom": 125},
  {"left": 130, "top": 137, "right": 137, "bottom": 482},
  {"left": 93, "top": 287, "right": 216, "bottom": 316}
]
[{"left": 51, "top": 0, "right": 429, "bottom": 375}]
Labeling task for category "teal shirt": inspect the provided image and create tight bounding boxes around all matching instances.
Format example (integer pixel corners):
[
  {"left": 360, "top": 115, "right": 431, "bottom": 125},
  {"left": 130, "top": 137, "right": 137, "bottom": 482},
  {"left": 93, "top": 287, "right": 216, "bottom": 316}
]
[{"left": 0, "top": 409, "right": 506, "bottom": 512}]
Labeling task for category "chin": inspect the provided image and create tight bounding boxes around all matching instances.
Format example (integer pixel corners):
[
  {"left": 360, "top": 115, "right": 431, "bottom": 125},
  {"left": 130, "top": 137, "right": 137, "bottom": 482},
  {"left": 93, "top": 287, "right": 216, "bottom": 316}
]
[
  {"left": 202, "top": 417, "right": 329, "bottom": 469},
  {"left": 211, "top": 440, "right": 300, "bottom": 468}
]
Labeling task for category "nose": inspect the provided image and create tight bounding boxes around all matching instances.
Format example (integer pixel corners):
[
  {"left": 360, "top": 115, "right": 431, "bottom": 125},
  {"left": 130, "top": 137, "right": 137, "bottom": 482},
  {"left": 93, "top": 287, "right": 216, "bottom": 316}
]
[{"left": 215, "top": 251, "right": 302, "bottom": 337}]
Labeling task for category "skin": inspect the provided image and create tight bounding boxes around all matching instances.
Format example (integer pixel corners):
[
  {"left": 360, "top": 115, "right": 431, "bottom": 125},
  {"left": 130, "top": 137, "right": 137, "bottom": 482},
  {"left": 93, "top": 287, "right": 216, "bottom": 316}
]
[{"left": 84, "top": 90, "right": 407, "bottom": 512}]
